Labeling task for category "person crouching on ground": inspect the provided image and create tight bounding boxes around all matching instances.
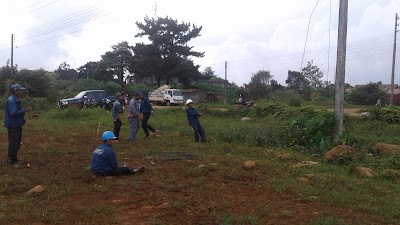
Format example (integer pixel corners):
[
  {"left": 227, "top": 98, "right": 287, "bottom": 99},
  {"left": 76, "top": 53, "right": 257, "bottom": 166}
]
[
  {"left": 127, "top": 92, "right": 141, "bottom": 143},
  {"left": 91, "top": 131, "right": 144, "bottom": 176},
  {"left": 112, "top": 92, "right": 125, "bottom": 140},
  {"left": 185, "top": 99, "right": 206, "bottom": 143}
]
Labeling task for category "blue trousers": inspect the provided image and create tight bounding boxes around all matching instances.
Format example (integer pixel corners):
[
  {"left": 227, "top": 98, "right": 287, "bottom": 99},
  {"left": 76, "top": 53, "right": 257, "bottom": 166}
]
[
  {"left": 128, "top": 117, "right": 139, "bottom": 142},
  {"left": 190, "top": 123, "right": 206, "bottom": 142}
]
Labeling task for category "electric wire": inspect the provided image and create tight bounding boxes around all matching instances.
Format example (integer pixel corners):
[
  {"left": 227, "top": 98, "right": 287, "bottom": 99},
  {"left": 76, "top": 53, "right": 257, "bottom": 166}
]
[
  {"left": 26, "top": 0, "right": 63, "bottom": 14},
  {"left": 327, "top": 0, "right": 332, "bottom": 83},
  {"left": 300, "top": 0, "right": 320, "bottom": 71}
]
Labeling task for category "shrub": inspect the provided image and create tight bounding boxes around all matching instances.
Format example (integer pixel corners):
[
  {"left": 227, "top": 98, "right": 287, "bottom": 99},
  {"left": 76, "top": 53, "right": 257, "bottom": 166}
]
[{"left": 288, "top": 97, "right": 302, "bottom": 107}]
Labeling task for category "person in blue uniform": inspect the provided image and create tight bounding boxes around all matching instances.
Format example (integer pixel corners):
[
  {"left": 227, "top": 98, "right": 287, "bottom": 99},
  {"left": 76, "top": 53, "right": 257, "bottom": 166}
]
[
  {"left": 185, "top": 99, "right": 206, "bottom": 143},
  {"left": 4, "top": 84, "right": 32, "bottom": 167},
  {"left": 91, "top": 131, "right": 144, "bottom": 176}
]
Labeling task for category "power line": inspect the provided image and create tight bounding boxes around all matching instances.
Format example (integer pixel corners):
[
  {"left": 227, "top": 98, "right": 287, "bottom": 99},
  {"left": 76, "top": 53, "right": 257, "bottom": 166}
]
[
  {"left": 28, "top": 0, "right": 49, "bottom": 8},
  {"left": 17, "top": 11, "right": 107, "bottom": 41},
  {"left": 300, "top": 0, "right": 320, "bottom": 71},
  {"left": 26, "top": 0, "right": 63, "bottom": 14},
  {"left": 327, "top": 0, "right": 332, "bottom": 83},
  {"left": 392, "top": 0, "right": 400, "bottom": 8},
  {"left": 0, "top": 5, "right": 101, "bottom": 47}
]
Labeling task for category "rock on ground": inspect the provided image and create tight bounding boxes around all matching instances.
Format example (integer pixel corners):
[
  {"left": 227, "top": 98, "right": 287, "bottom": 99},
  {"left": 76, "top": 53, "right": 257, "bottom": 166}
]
[
  {"left": 325, "top": 145, "right": 356, "bottom": 160},
  {"left": 241, "top": 117, "right": 251, "bottom": 121},
  {"left": 355, "top": 166, "right": 378, "bottom": 177},
  {"left": 27, "top": 185, "right": 45, "bottom": 195},
  {"left": 373, "top": 143, "right": 400, "bottom": 155},
  {"left": 244, "top": 161, "right": 256, "bottom": 169}
]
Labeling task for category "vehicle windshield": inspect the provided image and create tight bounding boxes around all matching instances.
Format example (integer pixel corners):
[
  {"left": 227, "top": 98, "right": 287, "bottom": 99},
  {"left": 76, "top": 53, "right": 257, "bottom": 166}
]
[
  {"left": 173, "top": 90, "right": 182, "bottom": 96},
  {"left": 74, "top": 91, "right": 86, "bottom": 98}
]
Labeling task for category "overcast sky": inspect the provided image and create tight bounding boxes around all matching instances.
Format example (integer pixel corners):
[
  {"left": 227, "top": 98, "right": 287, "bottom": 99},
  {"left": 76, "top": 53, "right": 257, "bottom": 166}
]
[{"left": 0, "top": 0, "right": 399, "bottom": 86}]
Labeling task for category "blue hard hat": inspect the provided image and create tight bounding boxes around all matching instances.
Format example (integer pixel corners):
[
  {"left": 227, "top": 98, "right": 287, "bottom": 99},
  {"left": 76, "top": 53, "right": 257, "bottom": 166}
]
[
  {"left": 133, "top": 91, "right": 141, "bottom": 97},
  {"left": 101, "top": 131, "right": 116, "bottom": 141}
]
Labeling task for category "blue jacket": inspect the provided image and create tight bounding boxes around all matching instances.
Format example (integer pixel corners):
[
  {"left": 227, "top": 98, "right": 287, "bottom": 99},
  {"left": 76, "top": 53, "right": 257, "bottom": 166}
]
[
  {"left": 186, "top": 107, "right": 200, "bottom": 124},
  {"left": 91, "top": 144, "right": 118, "bottom": 175},
  {"left": 140, "top": 97, "right": 153, "bottom": 113},
  {"left": 4, "top": 95, "right": 26, "bottom": 128}
]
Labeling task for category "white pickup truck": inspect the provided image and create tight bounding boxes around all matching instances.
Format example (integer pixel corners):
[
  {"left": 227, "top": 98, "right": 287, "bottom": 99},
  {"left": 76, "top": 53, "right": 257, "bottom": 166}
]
[{"left": 148, "top": 85, "right": 184, "bottom": 106}]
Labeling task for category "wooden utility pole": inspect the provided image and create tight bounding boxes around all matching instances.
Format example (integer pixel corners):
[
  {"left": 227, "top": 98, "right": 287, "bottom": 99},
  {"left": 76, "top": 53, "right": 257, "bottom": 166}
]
[
  {"left": 334, "top": 0, "right": 348, "bottom": 144},
  {"left": 390, "top": 13, "right": 399, "bottom": 105},
  {"left": 224, "top": 61, "right": 227, "bottom": 105},
  {"left": 11, "top": 34, "right": 14, "bottom": 76}
]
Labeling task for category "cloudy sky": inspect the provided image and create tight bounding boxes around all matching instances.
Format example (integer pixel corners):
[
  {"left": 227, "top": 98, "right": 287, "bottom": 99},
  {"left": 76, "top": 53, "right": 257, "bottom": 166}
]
[{"left": 0, "top": 0, "right": 399, "bottom": 86}]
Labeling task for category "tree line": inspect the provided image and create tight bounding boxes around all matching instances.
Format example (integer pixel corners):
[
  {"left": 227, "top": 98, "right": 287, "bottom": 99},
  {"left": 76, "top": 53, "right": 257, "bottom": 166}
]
[{"left": 0, "top": 15, "right": 387, "bottom": 107}]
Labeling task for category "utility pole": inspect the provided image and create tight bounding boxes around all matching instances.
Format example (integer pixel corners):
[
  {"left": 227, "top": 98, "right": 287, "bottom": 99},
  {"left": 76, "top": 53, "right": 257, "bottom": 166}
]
[
  {"left": 390, "top": 13, "right": 399, "bottom": 105},
  {"left": 11, "top": 34, "right": 14, "bottom": 76},
  {"left": 224, "top": 61, "right": 227, "bottom": 105},
  {"left": 334, "top": 0, "right": 348, "bottom": 144}
]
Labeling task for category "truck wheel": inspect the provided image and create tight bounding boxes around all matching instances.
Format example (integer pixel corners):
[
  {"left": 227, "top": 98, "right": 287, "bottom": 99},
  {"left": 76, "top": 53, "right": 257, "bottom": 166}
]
[{"left": 166, "top": 101, "right": 171, "bottom": 106}]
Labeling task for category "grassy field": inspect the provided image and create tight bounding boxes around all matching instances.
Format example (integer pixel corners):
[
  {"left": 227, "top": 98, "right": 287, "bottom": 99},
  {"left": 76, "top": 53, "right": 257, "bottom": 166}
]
[{"left": 0, "top": 106, "right": 399, "bottom": 225}]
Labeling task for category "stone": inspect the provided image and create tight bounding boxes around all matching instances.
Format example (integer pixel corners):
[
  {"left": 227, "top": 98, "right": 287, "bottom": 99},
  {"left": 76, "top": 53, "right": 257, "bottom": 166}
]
[
  {"left": 325, "top": 145, "right": 356, "bottom": 160},
  {"left": 27, "top": 185, "right": 45, "bottom": 195},
  {"left": 112, "top": 199, "right": 123, "bottom": 203},
  {"left": 241, "top": 117, "right": 251, "bottom": 121},
  {"left": 355, "top": 166, "right": 378, "bottom": 177},
  {"left": 277, "top": 153, "right": 290, "bottom": 159},
  {"left": 198, "top": 164, "right": 206, "bottom": 168},
  {"left": 156, "top": 203, "right": 171, "bottom": 209},
  {"left": 292, "top": 161, "right": 319, "bottom": 168},
  {"left": 373, "top": 143, "right": 400, "bottom": 155},
  {"left": 244, "top": 161, "right": 256, "bottom": 169}
]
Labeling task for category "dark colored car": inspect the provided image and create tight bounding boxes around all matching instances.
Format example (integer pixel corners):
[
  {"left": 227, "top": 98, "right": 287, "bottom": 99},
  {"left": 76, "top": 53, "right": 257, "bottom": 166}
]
[{"left": 58, "top": 90, "right": 116, "bottom": 109}]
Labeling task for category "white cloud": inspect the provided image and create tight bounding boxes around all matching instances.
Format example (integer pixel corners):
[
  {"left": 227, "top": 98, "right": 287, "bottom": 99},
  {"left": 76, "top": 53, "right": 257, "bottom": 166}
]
[{"left": 1, "top": 0, "right": 400, "bottom": 86}]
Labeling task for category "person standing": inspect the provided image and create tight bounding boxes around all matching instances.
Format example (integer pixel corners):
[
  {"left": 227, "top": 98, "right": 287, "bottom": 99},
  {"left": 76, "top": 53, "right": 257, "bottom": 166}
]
[
  {"left": 185, "top": 99, "right": 206, "bottom": 143},
  {"left": 127, "top": 92, "right": 141, "bottom": 143},
  {"left": 4, "top": 84, "right": 32, "bottom": 167},
  {"left": 91, "top": 131, "right": 144, "bottom": 176},
  {"left": 112, "top": 92, "right": 125, "bottom": 140},
  {"left": 139, "top": 93, "right": 157, "bottom": 137}
]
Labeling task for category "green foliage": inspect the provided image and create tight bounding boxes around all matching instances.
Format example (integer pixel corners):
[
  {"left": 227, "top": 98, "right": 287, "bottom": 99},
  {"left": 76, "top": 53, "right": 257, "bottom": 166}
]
[
  {"left": 369, "top": 106, "right": 400, "bottom": 123},
  {"left": 100, "top": 42, "right": 134, "bottom": 85},
  {"left": 301, "top": 61, "right": 323, "bottom": 90},
  {"left": 346, "top": 82, "right": 385, "bottom": 105},
  {"left": 284, "top": 111, "right": 336, "bottom": 153},
  {"left": 288, "top": 97, "right": 302, "bottom": 107},
  {"left": 255, "top": 103, "right": 317, "bottom": 119},
  {"left": 197, "top": 82, "right": 240, "bottom": 103},
  {"left": 243, "top": 70, "right": 273, "bottom": 100},
  {"left": 132, "top": 16, "right": 204, "bottom": 87}
]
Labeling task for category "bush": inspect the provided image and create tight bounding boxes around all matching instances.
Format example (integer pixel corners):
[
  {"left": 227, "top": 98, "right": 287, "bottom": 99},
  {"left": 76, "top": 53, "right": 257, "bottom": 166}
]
[
  {"left": 369, "top": 106, "right": 400, "bottom": 123},
  {"left": 288, "top": 97, "right": 302, "bottom": 107}
]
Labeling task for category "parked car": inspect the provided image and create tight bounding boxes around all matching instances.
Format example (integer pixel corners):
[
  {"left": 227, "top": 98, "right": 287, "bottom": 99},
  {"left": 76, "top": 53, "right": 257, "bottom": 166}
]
[{"left": 58, "top": 90, "right": 116, "bottom": 109}]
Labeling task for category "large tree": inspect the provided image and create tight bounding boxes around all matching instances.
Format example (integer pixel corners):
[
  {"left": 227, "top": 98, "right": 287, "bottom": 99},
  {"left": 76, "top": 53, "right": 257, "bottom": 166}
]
[
  {"left": 245, "top": 70, "right": 273, "bottom": 100},
  {"left": 131, "top": 16, "right": 204, "bottom": 87},
  {"left": 56, "top": 62, "right": 78, "bottom": 80},
  {"left": 286, "top": 70, "right": 312, "bottom": 100},
  {"left": 301, "top": 61, "right": 323, "bottom": 90},
  {"left": 100, "top": 41, "right": 134, "bottom": 85}
]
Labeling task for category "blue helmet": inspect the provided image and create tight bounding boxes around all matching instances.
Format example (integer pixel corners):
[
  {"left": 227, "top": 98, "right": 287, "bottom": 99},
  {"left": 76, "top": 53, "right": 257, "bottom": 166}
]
[{"left": 101, "top": 131, "right": 116, "bottom": 141}]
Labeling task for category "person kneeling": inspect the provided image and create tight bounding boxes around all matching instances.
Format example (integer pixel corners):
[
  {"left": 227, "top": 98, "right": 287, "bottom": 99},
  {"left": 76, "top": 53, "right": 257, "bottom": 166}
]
[{"left": 91, "top": 131, "right": 144, "bottom": 176}]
